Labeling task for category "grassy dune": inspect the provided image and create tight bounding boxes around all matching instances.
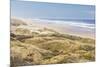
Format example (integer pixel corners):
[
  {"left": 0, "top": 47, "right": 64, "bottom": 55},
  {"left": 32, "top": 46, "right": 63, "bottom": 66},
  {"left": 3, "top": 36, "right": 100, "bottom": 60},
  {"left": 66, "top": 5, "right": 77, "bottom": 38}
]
[{"left": 10, "top": 18, "right": 95, "bottom": 67}]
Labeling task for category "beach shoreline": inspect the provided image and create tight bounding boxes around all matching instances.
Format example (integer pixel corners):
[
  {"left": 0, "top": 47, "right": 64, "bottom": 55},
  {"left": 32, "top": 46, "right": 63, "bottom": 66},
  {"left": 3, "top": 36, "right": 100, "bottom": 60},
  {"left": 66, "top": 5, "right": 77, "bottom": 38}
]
[
  {"left": 11, "top": 17, "right": 95, "bottom": 39},
  {"left": 30, "top": 19, "right": 95, "bottom": 39}
]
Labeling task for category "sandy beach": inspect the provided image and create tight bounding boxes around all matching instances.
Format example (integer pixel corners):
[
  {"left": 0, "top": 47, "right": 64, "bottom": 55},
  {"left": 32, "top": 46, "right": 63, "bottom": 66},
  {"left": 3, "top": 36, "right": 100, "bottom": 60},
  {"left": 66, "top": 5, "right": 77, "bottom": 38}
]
[{"left": 28, "top": 19, "right": 95, "bottom": 39}]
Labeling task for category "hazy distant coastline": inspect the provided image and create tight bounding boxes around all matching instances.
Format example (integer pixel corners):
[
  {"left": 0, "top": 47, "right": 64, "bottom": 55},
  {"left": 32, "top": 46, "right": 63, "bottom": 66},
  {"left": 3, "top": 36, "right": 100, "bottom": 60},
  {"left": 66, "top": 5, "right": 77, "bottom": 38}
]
[{"left": 11, "top": 17, "right": 95, "bottom": 39}]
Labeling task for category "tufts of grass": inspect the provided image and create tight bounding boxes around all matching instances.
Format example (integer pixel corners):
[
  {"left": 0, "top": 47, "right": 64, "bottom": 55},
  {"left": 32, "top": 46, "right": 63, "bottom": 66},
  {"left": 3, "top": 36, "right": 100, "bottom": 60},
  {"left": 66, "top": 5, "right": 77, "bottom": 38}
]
[
  {"left": 10, "top": 23, "right": 95, "bottom": 66},
  {"left": 79, "top": 44, "right": 95, "bottom": 51}
]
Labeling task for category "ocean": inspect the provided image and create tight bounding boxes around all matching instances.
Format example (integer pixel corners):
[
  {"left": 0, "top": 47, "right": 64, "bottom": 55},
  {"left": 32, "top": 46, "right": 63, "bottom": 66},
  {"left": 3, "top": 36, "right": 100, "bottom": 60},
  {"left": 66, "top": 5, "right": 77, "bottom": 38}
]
[{"left": 32, "top": 19, "right": 95, "bottom": 29}]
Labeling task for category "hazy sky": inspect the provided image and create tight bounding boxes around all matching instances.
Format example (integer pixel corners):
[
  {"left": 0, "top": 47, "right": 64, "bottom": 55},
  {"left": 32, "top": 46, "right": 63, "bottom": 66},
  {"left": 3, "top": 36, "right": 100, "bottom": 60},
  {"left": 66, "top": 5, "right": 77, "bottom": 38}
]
[{"left": 11, "top": 1, "right": 95, "bottom": 20}]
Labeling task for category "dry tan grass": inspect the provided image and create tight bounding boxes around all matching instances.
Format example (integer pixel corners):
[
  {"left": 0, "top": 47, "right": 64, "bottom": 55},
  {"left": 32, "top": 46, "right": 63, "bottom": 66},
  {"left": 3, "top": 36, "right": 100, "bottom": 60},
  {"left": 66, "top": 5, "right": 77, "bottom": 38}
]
[{"left": 10, "top": 18, "right": 95, "bottom": 66}]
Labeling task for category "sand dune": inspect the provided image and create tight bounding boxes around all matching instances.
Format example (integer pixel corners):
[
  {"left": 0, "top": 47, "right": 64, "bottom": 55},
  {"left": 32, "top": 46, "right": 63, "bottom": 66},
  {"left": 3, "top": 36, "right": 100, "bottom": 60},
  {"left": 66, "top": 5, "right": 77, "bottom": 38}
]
[{"left": 10, "top": 17, "right": 95, "bottom": 67}]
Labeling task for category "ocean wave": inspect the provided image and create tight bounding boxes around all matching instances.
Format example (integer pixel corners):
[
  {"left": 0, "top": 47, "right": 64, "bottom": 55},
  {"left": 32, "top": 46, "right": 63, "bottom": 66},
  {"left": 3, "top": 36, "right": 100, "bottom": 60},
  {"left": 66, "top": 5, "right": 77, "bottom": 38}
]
[{"left": 32, "top": 19, "right": 95, "bottom": 29}]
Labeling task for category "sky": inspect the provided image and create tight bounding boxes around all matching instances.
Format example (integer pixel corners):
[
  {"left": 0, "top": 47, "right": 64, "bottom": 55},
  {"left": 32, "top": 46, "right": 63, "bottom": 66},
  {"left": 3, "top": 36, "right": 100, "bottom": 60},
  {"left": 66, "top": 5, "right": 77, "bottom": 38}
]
[{"left": 11, "top": 0, "right": 95, "bottom": 20}]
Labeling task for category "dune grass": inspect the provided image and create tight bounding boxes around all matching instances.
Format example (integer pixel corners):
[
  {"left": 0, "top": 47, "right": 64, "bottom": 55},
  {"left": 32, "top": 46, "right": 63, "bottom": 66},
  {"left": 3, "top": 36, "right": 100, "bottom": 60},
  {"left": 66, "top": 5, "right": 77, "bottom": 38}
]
[{"left": 10, "top": 18, "right": 95, "bottom": 66}]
